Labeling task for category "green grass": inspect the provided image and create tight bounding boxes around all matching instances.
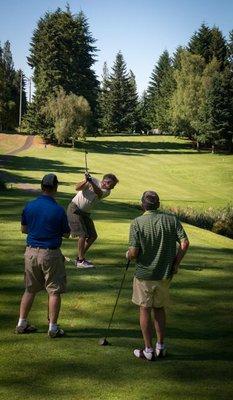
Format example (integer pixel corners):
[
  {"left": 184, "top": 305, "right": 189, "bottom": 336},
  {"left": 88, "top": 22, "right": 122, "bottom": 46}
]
[{"left": 0, "top": 135, "right": 233, "bottom": 400}]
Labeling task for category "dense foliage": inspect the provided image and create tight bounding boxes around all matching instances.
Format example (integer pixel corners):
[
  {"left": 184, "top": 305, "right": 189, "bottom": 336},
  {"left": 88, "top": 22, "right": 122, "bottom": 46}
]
[{"left": 0, "top": 41, "right": 27, "bottom": 131}]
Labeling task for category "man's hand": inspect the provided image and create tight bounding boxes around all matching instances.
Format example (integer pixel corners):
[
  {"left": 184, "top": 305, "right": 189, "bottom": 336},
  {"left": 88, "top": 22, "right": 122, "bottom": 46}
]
[{"left": 85, "top": 172, "right": 92, "bottom": 182}]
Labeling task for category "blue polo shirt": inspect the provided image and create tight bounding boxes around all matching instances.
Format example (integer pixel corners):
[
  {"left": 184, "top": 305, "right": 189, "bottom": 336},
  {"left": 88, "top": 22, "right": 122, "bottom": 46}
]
[{"left": 21, "top": 195, "right": 70, "bottom": 249}]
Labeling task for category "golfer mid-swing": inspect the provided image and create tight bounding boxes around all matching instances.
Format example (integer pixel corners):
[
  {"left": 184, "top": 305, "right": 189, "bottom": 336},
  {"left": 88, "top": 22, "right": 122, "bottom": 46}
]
[{"left": 67, "top": 172, "right": 119, "bottom": 268}]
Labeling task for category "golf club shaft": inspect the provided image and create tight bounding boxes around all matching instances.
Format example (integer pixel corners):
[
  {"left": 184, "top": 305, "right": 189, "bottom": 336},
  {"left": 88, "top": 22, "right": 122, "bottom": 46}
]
[
  {"left": 84, "top": 150, "right": 88, "bottom": 172},
  {"left": 104, "top": 260, "right": 130, "bottom": 339}
]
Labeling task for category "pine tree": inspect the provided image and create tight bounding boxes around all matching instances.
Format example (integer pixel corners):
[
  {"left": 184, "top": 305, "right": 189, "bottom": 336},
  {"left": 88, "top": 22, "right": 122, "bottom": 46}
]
[
  {"left": 27, "top": 7, "right": 99, "bottom": 136},
  {"left": 98, "top": 62, "right": 111, "bottom": 132},
  {"left": 188, "top": 24, "right": 228, "bottom": 67},
  {"left": 0, "top": 41, "right": 27, "bottom": 130},
  {"left": 107, "top": 51, "right": 137, "bottom": 132},
  {"left": 147, "top": 50, "right": 174, "bottom": 131},
  {"left": 188, "top": 24, "right": 213, "bottom": 63},
  {"left": 203, "top": 65, "right": 233, "bottom": 152}
]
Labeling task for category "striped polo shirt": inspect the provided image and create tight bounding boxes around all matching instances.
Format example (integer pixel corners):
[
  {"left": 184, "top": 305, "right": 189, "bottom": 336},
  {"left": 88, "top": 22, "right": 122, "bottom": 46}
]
[{"left": 129, "top": 210, "right": 188, "bottom": 280}]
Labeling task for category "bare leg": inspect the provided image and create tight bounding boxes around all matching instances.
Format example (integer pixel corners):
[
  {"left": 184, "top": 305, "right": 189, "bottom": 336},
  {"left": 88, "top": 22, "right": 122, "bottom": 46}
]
[
  {"left": 77, "top": 236, "right": 86, "bottom": 259},
  {"left": 19, "top": 291, "right": 36, "bottom": 319},
  {"left": 153, "top": 307, "right": 166, "bottom": 344},
  {"left": 48, "top": 294, "right": 61, "bottom": 324},
  {"left": 139, "top": 306, "right": 153, "bottom": 348},
  {"left": 84, "top": 235, "right": 97, "bottom": 254},
  {"left": 77, "top": 235, "right": 97, "bottom": 259}
]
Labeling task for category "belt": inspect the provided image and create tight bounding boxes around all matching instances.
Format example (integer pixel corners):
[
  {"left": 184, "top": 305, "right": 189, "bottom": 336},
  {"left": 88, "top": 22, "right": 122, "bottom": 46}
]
[{"left": 27, "top": 246, "right": 59, "bottom": 250}]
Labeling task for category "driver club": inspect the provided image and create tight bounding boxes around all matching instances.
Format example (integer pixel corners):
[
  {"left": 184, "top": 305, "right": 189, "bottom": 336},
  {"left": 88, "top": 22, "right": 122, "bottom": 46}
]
[{"left": 99, "top": 260, "right": 130, "bottom": 346}]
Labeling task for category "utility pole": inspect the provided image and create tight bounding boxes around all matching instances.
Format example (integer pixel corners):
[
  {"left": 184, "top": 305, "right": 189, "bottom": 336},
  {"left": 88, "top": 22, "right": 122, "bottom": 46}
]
[{"left": 19, "top": 70, "right": 23, "bottom": 132}]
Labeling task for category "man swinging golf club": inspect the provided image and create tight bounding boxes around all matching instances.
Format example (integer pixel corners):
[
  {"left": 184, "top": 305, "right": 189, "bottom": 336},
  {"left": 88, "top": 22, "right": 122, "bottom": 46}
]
[
  {"left": 67, "top": 158, "right": 119, "bottom": 268},
  {"left": 126, "top": 190, "right": 189, "bottom": 361}
]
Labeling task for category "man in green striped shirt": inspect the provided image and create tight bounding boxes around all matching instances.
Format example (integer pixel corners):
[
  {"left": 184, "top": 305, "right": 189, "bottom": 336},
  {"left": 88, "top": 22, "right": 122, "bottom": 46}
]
[{"left": 126, "top": 190, "right": 189, "bottom": 361}]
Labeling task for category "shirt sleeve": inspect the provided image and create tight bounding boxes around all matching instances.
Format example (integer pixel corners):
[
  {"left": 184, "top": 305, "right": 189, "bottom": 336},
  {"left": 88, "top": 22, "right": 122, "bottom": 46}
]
[
  {"left": 21, "top": 207, "right": 27, "bottom": 225},
  {"left": 129, "top": 220, "right": 140, "bottom": 248},
  {"left": 176, "top": 219, "right": 188, "bottom": 243},
  {"left": 101, "top": 190, "right": 110, "bottom": 199}
]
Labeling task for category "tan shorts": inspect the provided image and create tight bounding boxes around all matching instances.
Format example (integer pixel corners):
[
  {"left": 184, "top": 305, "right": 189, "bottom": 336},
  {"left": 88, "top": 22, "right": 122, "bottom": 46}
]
[
  {"left": 132, "top": 277, "right": 171, "bottom": 308},
  {"left": 67, "top": 202, "right": 97, "bottom": 238},
  {"left": 24, "top": 247, "right": 66, "bottom": 294}
]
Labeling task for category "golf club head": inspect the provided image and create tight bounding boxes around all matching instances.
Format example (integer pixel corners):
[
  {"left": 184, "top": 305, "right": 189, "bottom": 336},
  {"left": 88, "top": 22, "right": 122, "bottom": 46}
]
[{"left": 99, "top": 338, "right": 110, "bottom": 346}]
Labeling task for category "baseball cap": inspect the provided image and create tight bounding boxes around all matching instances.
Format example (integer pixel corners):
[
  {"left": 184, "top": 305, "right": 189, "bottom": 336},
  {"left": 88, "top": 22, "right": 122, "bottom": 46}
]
[
  {"left": 41, "top": 173, "right": 58, "bottom": 187},
  {"left": 141, "top": 191, "right": 160, "bottom": 208}
]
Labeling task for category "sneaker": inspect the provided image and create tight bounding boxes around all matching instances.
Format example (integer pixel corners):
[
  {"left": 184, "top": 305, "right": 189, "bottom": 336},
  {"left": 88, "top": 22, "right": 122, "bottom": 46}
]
[
  {"left": 75, "top": 259, "right": 95, "bottom": 268},
  {"left": 133, "top": 348, "right": 155, "bottom": 361},
  {"left": 15, "top": 324, "right": 37, "bottom": 334},
  {"left": 155, "top": 347, "right": 167, "bottom": 358},
  {"left": 48, "top": 328, "right": 65, "bottom": 338}
]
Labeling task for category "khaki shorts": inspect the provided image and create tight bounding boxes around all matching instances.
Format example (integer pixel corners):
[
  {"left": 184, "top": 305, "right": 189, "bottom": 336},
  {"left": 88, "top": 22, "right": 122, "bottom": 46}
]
[
  {"left": 132, "top": 277, "right": 171, "bottom": 308},
  {"left": 24, "top": 247, "right": 66, "bottom": 294},
  {"left": 67, "top": 202, "right": 97, "bottom": 238}
]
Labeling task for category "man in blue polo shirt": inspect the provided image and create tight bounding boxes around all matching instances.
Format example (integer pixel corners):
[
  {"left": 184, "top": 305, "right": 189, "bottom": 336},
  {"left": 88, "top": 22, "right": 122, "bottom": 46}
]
[{"left": 15, "top": 174, "right": 70, "bottom": 338}]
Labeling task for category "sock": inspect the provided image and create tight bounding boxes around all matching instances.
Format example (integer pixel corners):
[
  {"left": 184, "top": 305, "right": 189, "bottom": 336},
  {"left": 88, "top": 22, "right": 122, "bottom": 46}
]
[
  {"left": 49, "top": 323, "right": 58, "bottom": 332},
  {"left": 156, "top": 342, "right": 165, "bottom": 350},
  {"left": 17, "top": 318, "right": 27, "bottom": 327},
  {"left": 145, "top": 347, "right": 154, "bottom": 353}
]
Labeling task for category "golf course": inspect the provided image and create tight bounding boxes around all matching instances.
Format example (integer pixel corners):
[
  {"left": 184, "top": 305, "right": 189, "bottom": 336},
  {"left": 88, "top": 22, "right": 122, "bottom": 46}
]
[{"left": 0, "top": 134, "right": 232, "bottom": 400}]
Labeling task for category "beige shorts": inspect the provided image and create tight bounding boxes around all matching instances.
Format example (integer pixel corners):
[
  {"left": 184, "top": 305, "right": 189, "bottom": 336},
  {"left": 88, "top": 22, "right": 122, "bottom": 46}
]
[
  {"left": 24, "top": 247, "right": 66, "bottom": 294},
  {"left": 132, "top": 277, "right": 171, "bottom": 308}
]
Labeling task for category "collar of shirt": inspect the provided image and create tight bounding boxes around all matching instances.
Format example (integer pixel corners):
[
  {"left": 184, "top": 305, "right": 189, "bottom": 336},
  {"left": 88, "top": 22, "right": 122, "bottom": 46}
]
[
  {"left": 38, "top": 195, "right": 56, "bottom": 203},
  {"left": 143, "top": 210, "right": 158, "bottom": 215}
]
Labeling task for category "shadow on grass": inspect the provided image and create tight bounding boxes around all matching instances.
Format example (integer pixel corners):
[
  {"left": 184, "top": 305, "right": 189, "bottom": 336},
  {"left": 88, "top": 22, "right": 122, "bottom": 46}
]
[{"left": 77, "top": 138, "right": 197, "bottom": 156}]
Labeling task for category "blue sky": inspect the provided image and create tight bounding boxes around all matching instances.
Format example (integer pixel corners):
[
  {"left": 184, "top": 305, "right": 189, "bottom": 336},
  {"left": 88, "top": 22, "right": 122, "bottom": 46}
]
[{"left": 0, "top": 0, "right": 233, "bottom": 96}]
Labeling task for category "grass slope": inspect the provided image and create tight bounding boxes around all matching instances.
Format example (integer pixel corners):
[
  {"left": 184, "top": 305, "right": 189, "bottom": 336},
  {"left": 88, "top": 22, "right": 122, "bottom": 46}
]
[{"left": 0, "top": 135, "right": 233, "bottom": 400}]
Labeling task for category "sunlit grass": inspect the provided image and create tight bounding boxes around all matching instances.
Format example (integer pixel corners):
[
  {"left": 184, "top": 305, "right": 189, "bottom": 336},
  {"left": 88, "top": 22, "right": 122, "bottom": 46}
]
[{"left": 0, "top": 135, "right": 233, "bottom": 399}]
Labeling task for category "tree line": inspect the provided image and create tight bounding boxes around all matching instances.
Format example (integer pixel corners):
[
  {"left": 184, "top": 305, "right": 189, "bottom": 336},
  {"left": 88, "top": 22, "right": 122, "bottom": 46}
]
[{"left": 0, "top": 6, "right": 232, "bottom": 152}]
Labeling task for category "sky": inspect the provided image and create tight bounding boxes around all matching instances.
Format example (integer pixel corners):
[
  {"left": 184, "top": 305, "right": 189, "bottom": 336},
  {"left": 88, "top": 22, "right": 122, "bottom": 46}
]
[{"left": 0, "top": 0, "right": 233, "bottom": 97}]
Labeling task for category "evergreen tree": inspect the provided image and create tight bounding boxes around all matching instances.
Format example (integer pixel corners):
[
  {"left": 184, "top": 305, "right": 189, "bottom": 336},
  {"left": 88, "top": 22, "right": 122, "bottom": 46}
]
[
  {"left": 98, "top": 62, "right": 111, "bottom": 132},
  {"left": 147, "top": 50, "right": 174, "bottom": 131},
  {"left": 107, "top": 51, "right": 137, "bottom": 132},
  {"left": 0, "top": 41, "right": 27, "bottom": 130},
  {"left": 227, "top": 30, "right": 233, "bottom": 65},
  {"left": 202, "top": 64, "right": 233, "bottom": 152},
  {"left": 188, "top": 24, "right": 213, "bottom": 63},
  {"left": 27, "top": 7, "right": 98, "bottom": 135},
  {"left": 188, "top": 24, "right": 228, "bottom": 67}
]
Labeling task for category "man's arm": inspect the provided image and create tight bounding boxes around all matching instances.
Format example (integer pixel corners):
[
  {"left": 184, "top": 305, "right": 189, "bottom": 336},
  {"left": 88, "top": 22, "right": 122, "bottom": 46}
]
[
  {"left": 75, "top": 175, "right": 103, "bottom": 198},
  {"left": 75, "top": 179, "right": 88, "bottom": 191},
  {"left": 172, "top": 239, "right": 189, "bottom": 274},
  {"left": 21, "top": 225, "right": 28, "bottom": 234}
]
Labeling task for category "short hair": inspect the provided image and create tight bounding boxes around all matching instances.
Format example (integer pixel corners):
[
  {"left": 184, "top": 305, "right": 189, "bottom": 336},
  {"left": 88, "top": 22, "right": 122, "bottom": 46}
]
[
  {"left": 141, "top": 190, "right": 160, "bottom": 210},
  {"left": 102, "top": 173, "right": 119, "bottom": 184},
  {"left": 41, "top": 173, "right": 58, "bottom": 192}
]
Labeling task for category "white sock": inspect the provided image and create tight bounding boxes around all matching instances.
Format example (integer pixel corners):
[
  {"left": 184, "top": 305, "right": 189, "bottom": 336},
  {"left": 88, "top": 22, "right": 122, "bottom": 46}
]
[
  {"left": 49, "top": 323, "right": 58, "bottom": 332},
  {"left": 145, "top": 347, "right": 154, "bottom": 353},
  {"left": 156, "top": 342, "right": 165, "bottom": 350},
  {"left": 17, "top": 318, "right": 27, "bottom": 327}
]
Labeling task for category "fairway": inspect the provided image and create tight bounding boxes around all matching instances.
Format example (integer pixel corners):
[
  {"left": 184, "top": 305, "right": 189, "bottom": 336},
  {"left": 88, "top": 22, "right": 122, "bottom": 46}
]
[{"left": 0, "top": 135, "right": 233, "bottom": 400}]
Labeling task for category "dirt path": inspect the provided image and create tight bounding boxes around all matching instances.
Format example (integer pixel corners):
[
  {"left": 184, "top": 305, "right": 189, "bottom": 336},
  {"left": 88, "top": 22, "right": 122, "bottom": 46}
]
[
  {"left": 6, "top": 135, "right": 35, "bottom": 155},
  {"left": 0, "top": 134, "right": 40, "bottom": 193}
]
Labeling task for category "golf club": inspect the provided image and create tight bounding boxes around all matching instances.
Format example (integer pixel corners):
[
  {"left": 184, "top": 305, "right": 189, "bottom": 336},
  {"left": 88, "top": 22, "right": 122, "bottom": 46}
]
[
  {"left": 84, "top": 149, "right": 88, "bottom": 172},
  {"left": 99, "top": 259, "right": 130, "bottom": 346}
]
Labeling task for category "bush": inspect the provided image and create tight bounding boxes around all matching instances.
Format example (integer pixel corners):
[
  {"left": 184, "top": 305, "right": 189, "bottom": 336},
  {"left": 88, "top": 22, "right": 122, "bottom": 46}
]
[{"left": 165, "top": 205, "right": 233, "bottom": 239}]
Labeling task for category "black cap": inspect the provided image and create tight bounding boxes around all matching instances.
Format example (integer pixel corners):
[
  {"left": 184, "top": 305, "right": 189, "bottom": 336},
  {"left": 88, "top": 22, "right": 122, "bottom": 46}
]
[{"left": 41, "top": 173, "right": 58, "bottom": 188}]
